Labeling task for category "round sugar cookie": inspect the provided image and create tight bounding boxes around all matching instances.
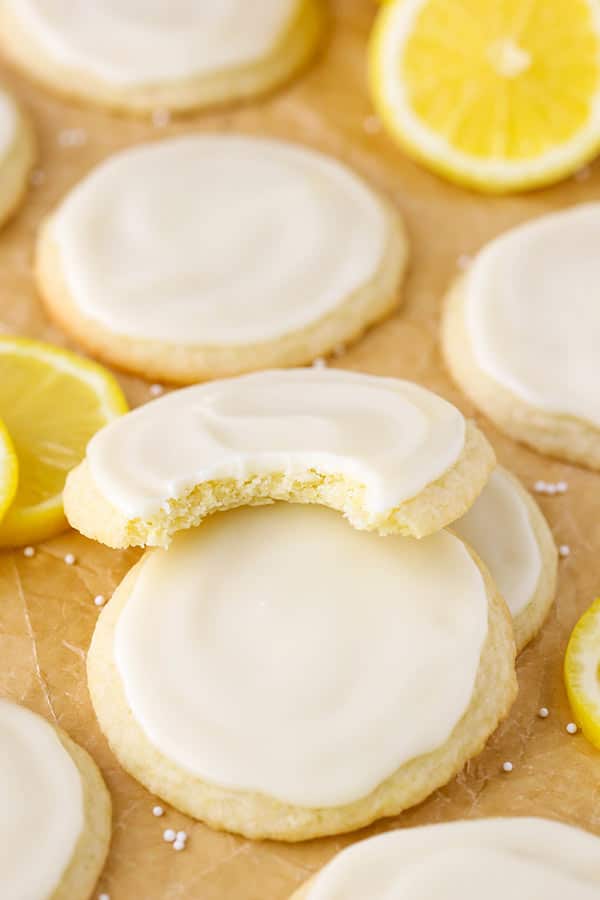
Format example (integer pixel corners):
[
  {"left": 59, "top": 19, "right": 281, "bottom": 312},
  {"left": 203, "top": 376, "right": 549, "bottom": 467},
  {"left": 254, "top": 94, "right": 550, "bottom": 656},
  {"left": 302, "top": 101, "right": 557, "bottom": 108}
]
[
  {"left": 64, "top": 369, "right": 495, "bottom": 548},
  {"left": 87, "top": 503, "right": 516, "bottom": 841},
  {"left": 290, "top": 818, "right": 600, "bottom": 899},
  {"left": 453, "top": 467, "right": 557, "bottom": 652},
  {"left": 0, "top": 698, "right": 111, "bottom": 900},
  {"left": 36, "top": 135, "right": 408, "bottom": 384},
  {"left": 0, "top": 89, "right": 35, "bottom": 228},
  {"left": 442, "top": 204, "right": 600, "bottom": 469},
  {"left": 0, "top": 0, "right": 324, "bottom": 115}
]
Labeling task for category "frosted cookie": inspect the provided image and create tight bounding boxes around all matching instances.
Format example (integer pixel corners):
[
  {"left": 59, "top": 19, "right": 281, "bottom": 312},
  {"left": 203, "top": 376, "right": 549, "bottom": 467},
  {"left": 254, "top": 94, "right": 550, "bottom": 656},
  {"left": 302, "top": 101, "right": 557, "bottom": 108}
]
[
  {"left": 0, "top": 89, "right": 35, "bottom": 228},
  {"left": 0, "top": 698, "right": 111, "bottom": 899},
  {"left": 442, "top": 204, "right": 600, "bottom": 469},
  {"left": 453, "top": 467, "right": 557, "bottom": 652},
  {"left": 87, "top": 503, "right": 516, "bottom": 841},
  {"left": 290, "top": 818, "right": 600, "bottom": 898},
  {"left": 36, "top": 135, "right": 408, "bottom": 383},
  {"left": 64, "top": 369, "right": 495, "bottom": 548},
  {"left": 0, "top": 0, "right": 324, "bottom": 114}
]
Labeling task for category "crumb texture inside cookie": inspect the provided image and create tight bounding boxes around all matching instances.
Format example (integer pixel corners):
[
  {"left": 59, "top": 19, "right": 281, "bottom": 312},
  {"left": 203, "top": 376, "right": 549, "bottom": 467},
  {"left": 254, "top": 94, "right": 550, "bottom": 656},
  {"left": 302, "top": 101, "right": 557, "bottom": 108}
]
[{"left": 85, "top": 368, "right": 465, "bottom": 519}]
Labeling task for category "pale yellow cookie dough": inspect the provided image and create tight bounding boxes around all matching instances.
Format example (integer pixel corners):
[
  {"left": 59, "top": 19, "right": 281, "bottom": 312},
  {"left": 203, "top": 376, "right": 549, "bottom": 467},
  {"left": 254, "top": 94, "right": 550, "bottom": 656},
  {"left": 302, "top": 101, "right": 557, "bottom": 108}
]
[
  {"left": 442, "top": 276, "right": 600, "bottom": 470},
  {"left": 50, "top": 727, "right": 112, "bottom": 900},
  {"left": 452, "top": 467, "right": 557, "bottom": 652},
  {"left": 35, "top": 179, "right": 407, "bottom": 385},
  {"left": 0, "top": 0, "right": 324, "bottom": 116},
  {"left": 0, "top": 94, "right": 35, "bottom": 229},
  {"left": 87, "top": 544, "right": 516, "bottom": 842},
  {"left": 65, "top": 418, "right": 495, "bottom": 549}
]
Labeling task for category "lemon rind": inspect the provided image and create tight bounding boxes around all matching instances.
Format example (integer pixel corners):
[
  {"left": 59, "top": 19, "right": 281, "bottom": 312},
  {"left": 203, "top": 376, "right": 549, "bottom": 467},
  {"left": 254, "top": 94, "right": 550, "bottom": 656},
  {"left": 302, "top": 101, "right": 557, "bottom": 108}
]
[
  {"left": 368, "top": 0, "right": 600, "bottom": 194},
  {"left": 0, "top": 335, "right": 127, "bottom": 547}
]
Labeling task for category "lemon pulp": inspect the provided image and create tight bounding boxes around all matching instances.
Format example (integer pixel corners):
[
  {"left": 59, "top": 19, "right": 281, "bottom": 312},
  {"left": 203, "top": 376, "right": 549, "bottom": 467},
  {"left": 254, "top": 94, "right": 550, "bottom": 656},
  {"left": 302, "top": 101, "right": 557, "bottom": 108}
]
[
  {"left": 564, "top": 597, "right": 600, "bottom": 748},
  {"left": 370, "top": 0, "right": 600, "bottom": 192},
  {"left": 0, "top": 337, "right": 127, "bottom": 546}
]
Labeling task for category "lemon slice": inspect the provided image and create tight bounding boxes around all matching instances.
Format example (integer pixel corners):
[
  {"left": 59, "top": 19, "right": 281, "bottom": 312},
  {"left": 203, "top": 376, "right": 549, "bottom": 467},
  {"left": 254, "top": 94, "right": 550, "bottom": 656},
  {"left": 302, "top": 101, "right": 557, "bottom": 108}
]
[
  {"left": 564, "top": 597, "right": 600, "bottom": 748},
  {"left": 0, "top": 336, "right": 127, "bottom": 547},
  {"left": 369, "top": 0, "right": 600, "bottom": 193},
  {"left": 0, "top": 418, "right": 17, "bottom": 523}
]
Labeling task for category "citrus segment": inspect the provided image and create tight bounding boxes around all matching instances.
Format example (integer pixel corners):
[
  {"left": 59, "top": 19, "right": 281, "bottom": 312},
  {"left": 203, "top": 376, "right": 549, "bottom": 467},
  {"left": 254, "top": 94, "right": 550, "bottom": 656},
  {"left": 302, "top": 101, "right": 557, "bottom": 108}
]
[
  {"left": 369, "top": 0, "right": 600, "bottom": 192},
  {"left": 0, "top": 337, "right": 127, "bottom": 546},
  {"left": 564, "top": 597, "right": 600, "bottom": 748},
  {"left": 0, "top": 418, "right": 17, "bottom": 523}
]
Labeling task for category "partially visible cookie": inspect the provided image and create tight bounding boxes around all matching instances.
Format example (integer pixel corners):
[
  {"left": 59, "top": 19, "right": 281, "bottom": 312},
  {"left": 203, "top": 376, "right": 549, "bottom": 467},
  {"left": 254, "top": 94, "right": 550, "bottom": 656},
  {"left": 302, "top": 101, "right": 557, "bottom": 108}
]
[
  {"left": 36, "top": 135, "right": 408, "bottom": 383},
  {"left": 0, "top": 698, "right": 111, "bottom": 900},
  {"left": 87, "top": 503, "right": 516, "bottom": 841},
  {"left": 290, "top": 818, "right": 600, "bottom": 898},
  {"left": 453, "top": 466, "right": 557, "bottom": 651},
  {"left": 64, "top": 369, "right": 496, "bottom": 548},
  {"left": 0, "top": 89, "right": 35, "bottom": 228},
  {"left": 0, "top": 0, "right": 324, "bottom": 114},
  {"left": 442, "top": 205, "right": 600, "bottom": 469}
]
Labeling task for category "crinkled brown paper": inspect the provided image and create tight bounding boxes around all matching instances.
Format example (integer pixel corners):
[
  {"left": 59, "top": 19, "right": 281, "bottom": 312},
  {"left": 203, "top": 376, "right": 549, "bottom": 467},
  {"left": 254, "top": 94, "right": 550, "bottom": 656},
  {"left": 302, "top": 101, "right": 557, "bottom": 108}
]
[{"left": 1, "top": 2, "right": 600, "bottom": 897}]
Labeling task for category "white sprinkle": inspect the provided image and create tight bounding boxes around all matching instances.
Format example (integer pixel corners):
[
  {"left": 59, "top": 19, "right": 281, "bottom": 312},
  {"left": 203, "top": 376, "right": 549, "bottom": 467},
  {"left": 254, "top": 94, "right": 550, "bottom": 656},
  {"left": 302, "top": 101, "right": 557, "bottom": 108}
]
[
  {"left": 363, "top": 115, "right": 381, "bottom": 134},
  {"left": 58, "top": 127, "right": 87, "bottom": 148},
  {"left": 149, "top": 383, "right": 164, "bottom": 396},
  {"left": 566, "top": 722, "right": 578, "bottom": 735},
  {"left": 173, "top": 838, "right": 186, "bottom": 851},
  {"left": 98, "top": 894, "right": 110, "bottom": 900},
  {"left": 502, "top": 761, "right": 513, "bottom": 773},
  {"left": 94, "top": 594, "right": 106, "bottom": 607},
  {"left": 176, "top": 830, "right": 187, "bottom": 841},
  {"left": 533, "top": 480, "right": 568, "bottom": 496},
  {"left": 559, "top": 545, "right": 571, "bottom": 558},
  {"left": 163, "top": 828, "right": 176, "bottom": 842},
  {"left": 64, "top": 552, "right": 76, "bottom": 565},
  {"left": 312, "top": 357, "right": 327, "bottom": 369},
  {"left": 23, "top": 546, "right": 35, "bottom": 558},
  {"left": 538, "top": 707, "right": 549, "bottom": 719},
  {"left": 457, "top": 254, "right": 472, "bottom": 270},
  {"left": 152, "top": 108, "right": 171, "bottom": 127},
  {"left": 29, "top": 169, "right": 45, "bottom": 187},
  {"left": 153, "top": 805, "right": 164, "bottom": 817}
]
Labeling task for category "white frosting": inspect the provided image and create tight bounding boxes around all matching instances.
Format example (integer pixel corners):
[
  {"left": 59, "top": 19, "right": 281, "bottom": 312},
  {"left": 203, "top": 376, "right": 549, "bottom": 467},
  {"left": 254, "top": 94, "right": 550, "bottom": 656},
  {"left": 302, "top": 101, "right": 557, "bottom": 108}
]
[
  {"left": 114, "top": 503, "right": 487, "bottom": 807},
  {"left": 49, "top": 135, "right": 389, "bottom": 345},
  {"left": 7, "top": 0, "right": 298, "bottom": 85},
  {"left": 0, "top": 92, "right": 17, "bottom": 160},
  {"left": 453, "top": 468, "right": 541, "bottom": 618},
  {"left": 306, "top": 818, "right": 600, "bottom": 899},
  {"left": 86, "top": 369, "right": 466, "bottom": 519},
  {"left": 465, "top": 204, "right": 600, "bottom": 427},
  {"left": 0, "top": 700, "right": 84, "bottom": 900}
]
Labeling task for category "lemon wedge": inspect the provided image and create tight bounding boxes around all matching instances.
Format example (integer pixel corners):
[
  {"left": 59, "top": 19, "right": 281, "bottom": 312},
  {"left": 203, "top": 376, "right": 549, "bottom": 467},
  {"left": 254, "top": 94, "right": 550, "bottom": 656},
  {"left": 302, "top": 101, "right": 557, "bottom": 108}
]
[
  {"left": 0, "top": 336, "right": 127, "bottom": 547},
  {"left": 369, "top": 0, "right": 600, "bottom": 193},
  {"left": 0, "top": 418, "right": 17, "bottom": 523},
  {"left": 564, "top": 597, "right": 600, "bottom": 748}
]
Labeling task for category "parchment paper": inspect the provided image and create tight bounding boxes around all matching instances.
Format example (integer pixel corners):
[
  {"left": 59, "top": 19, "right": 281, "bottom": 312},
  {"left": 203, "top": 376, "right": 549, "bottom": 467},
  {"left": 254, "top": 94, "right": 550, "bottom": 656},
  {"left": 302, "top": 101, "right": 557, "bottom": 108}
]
[{"left": 1, "top": 1, "right": 599, "bottom": 897}]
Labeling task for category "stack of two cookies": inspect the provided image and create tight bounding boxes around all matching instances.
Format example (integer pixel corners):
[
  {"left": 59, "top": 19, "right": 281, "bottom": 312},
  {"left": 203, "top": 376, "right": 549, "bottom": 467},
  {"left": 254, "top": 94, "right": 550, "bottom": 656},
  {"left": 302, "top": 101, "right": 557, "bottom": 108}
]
[{"left": 65, "top": 367, "right": 556, "bottom": 842}]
